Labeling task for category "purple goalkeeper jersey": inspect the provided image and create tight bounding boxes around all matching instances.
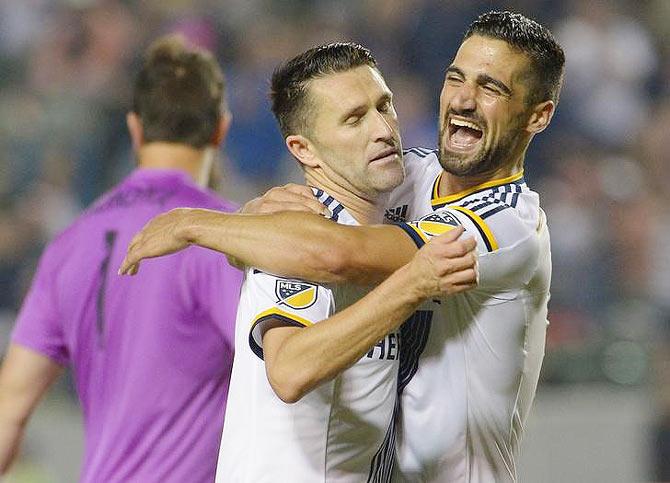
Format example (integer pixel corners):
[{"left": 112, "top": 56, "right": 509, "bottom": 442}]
[{"left": 11, "top": 168, "right": 242, "bottom": 483}]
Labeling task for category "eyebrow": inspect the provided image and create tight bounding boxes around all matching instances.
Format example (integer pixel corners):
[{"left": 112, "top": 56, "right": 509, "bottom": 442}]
[
  {"left": 479, "top": 74, "right": 512, "bottom": 96},
  {"left": 341, "top": 103, "right": 367, "bottom": 122},
  {"left": 446, "top": 66, "right": 512, "bottom": 97},
  {"left": 377, "top": 91, "right": 393, "bottom": 106},
  {"left": 340, "top": 92, "right": 393, "bottom": 121}
]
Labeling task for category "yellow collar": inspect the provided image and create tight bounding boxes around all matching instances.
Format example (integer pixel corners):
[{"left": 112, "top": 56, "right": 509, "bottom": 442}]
[{"left": 431, "top": 171, "right": 525, "bottom": 207}]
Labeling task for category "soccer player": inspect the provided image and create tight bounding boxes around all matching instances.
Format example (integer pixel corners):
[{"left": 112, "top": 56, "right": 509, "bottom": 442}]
[
  {"left": 219, "top": 43, "right": 477, "bottom": 482},
  {"left": 0, "top": 36, "right": 242, "bottom": 482},
  {"left": 121, "top": 11, "right": 564, "bottom": 482}
]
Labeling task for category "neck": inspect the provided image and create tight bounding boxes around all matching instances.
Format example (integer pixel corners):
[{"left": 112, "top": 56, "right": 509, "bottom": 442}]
[
  {"left": 304, "top": 170, "right": 387, "bottom": 225},
  {"left": 136, "top": 142, "right": 213, "bottom": 187},
  {"left": 438, "top": 150, "right": 525, "bottom": 197}
]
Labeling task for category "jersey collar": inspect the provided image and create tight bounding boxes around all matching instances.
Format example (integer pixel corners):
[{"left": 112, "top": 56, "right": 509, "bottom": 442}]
[{"left": 431, "top": 171, "right": 525, "bottom": 209}]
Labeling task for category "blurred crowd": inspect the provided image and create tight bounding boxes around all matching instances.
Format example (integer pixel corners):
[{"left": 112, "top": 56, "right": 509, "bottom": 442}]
[{"left": 1, "top": 0, "right": 669, "bottom": 478}]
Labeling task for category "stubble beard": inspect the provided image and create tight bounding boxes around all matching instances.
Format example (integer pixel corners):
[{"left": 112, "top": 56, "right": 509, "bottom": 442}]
[
  {"left": 365, "top": 159, "right": 405, "bottom": 195},
  {"left": 437, "top": 121, "right": 523, "bottom": 178}
]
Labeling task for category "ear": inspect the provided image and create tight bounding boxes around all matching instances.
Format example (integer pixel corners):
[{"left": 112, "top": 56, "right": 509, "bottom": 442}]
[
  {"left": 126, "top": 112, "right": 144, "bottom": 153},
  {"left": 286, "top": 134, "right": 319, "bottom": 169},
  {"left": 525, "top": 100, "right": 555, "bottom": 134},
  {"left": 211, "top": 110, "right": 232, "bottom": 146}
]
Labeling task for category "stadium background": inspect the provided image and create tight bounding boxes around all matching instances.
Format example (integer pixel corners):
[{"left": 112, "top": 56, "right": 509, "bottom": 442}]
[{"left": 0, "top": 0, "right": 668, "bottom": 481}]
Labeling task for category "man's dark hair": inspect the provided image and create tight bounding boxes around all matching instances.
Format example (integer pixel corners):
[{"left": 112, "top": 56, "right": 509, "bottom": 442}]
[
  {"left": 464, "top": 11, "right": 565, "bottom": 105},
  {"left": 270, "top": 42, "right": 377, "bottom": 138},
  {"left": 133, "top": 35, "right": 225, "bottom": 148}
]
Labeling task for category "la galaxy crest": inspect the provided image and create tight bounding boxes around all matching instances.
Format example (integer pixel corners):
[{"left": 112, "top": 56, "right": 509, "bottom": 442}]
[
  {"left": 275, "top": 280, "right": 318, "bottom": 310},
  {"left": 414, "top": 211, "right": 461, "bottom": 237}
]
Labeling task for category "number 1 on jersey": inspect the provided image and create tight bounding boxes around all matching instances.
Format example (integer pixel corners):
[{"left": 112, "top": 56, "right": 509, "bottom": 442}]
[{"left": 97, "top": 230, "right": 118, "bottom": 347}]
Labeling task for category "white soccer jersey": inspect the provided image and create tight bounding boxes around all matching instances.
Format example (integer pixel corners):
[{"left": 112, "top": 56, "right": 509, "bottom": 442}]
[
  {"left": 386, "top": 148, "right": 551, "bottom": 482},
  {"left": 216, "top": 189, "right": 399, "bottom": 483}
]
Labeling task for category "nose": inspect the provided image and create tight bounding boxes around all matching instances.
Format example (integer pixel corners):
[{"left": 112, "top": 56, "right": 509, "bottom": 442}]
[
  {"left": 450, "top": 82, "right": 477, "bottom": 114},
  {"left": 372, "top": 110, "right": 395, "bottom": 143}
]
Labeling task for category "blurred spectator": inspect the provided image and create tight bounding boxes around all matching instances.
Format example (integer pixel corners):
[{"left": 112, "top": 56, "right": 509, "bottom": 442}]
[{"left": 554, "top": 0, "right": 658, "bottom": 148}]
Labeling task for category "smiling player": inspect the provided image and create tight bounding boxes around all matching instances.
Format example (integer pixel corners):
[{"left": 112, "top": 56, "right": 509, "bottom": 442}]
[{"left": 121, "top": 11, "right": 564, "bottom": 482}]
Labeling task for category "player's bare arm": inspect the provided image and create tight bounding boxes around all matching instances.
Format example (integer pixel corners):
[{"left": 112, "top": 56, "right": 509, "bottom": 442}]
[
  {"left": 261, "top": 226, "right": 478, "bottom": 403},
  {"left": 240, "top": 183, "right": 330, "bottom": 217},
  {"left": 225, "top": 183, "right": 327, "bottom": 270},
  {"left": 120, "top": 207, "right": 426, "bottom": 285},
  {"left": 0, "top": 345, "right": 63, "bottom": 474}
]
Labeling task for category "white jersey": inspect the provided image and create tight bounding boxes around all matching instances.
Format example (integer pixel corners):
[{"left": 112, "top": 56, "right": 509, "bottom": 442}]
[
  {"left": 386, "top": 148, "right": 551, "bottom": 482},
  {"left": 217, "top": 189, "right": 399, "bottom": 483}
]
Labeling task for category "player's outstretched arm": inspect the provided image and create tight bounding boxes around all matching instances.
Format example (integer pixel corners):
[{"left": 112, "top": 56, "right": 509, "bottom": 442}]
[
  {"left": 120, "top": 207, "right": 418, "bottom": 285},
  {"left": 263, "top": 227, "right": 478, "bottom": 403},
  {"left": 0, "top": 345, "right": 63, "bottom": 474}
]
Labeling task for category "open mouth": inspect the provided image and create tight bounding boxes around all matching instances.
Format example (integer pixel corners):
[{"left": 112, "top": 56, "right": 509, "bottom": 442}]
[{"left": 447, "top": 118, "right": 484, "bottom": 151}]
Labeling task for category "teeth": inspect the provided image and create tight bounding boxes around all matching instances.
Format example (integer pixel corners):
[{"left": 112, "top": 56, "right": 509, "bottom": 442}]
[{"left": 450, "top": 119, "right": 482, "bottom": 131}]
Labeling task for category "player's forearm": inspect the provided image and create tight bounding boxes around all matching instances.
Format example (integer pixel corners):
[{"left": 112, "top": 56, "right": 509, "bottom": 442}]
[
  {"left": 0, "top": 416, "right": 22, "bottom": 474},
  {"left": 178, "top": 209, "right": 341, "bottom": 282},
  {"left": 0, "top": 353, "right": 42, "bottom": 428},
  {"left": 267, "top": 263, "right": 425, "bottom": 403},
  {"left": 0, "top": 345, "right": 62, "bottom": 474},
  {"left": 181, "top": 209, "right": 413, "bottom": 284}
]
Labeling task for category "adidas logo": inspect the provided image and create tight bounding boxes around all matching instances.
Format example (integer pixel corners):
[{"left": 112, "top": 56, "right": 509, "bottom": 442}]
[{"left": 384, "top": 204, "right": 408, "bottom": 222}]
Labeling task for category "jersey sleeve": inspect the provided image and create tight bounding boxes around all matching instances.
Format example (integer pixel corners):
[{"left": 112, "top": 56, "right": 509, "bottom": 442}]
[
  {"left": 397, "top": 205, "right": 541, "bottom": 289},
  {"left": 397, "top": 206, "right": 498, "bottom": 254},
  {"left": 244, "top": 270, "right": 335, "bottom": 360},
  {"left": 11, "top": 247, "right": 69, "bottom": 366}
]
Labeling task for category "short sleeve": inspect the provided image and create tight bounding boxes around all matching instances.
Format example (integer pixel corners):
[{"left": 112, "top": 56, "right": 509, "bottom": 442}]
[
  {"left": 398, "top": 206, "right": 541, "bottom": 290},
  {"left": 11, "top": 248, "right": 69, "bottom": 366},
  {"left": 244, "top": 270, "right": 334, "bottom": 360},
  {"left": 397, "top": 206, "right": 499, "bottom": 254}
]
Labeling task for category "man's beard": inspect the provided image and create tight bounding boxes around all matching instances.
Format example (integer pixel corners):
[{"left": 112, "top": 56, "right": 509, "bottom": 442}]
[{"left": 438, "top": 122, "right": 523, "bottom": 178}]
